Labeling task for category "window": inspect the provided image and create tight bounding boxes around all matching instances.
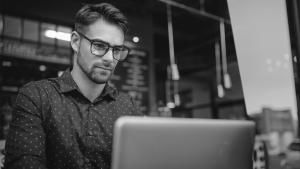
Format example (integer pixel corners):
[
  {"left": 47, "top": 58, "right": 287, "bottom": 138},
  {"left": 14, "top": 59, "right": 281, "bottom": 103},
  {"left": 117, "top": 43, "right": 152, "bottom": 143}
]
[
  {"left": 23, "top": 19, "right": 39, "bottom": 42},
  {"left": 4, "top": 16, "right": 21, "bottom": 39}
]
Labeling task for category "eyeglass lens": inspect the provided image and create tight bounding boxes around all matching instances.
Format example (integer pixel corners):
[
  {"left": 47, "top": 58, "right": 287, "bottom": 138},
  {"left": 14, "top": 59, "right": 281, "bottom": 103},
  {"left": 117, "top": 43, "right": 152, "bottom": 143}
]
[{"left": 91, "top": 41, "right": 129, "bottom": 61}]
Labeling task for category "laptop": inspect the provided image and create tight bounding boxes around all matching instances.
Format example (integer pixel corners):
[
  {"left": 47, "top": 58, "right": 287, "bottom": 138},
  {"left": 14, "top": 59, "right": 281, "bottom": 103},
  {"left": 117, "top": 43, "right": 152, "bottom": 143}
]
[{"left": 111, "top": 116, "right": 255, "bottom": 169}]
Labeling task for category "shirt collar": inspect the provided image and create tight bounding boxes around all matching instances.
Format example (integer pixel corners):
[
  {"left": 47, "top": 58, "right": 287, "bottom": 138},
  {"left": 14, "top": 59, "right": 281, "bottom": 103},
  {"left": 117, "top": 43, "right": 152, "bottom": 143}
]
[
  {"left": 100, "top": 83, "right": 118, "bottom": 100},
  {"left": 57, "top": 69, "right": 118, "bottom": 100},
  {"left": 58, "top": 69, "right": 78, "bottom": 93}
]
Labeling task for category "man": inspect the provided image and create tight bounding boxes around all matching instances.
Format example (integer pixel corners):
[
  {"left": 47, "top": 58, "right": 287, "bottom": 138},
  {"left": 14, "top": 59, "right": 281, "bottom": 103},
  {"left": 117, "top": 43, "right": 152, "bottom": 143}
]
[{"left": 4, "top": 3, "right": 142, "bottom": 169}]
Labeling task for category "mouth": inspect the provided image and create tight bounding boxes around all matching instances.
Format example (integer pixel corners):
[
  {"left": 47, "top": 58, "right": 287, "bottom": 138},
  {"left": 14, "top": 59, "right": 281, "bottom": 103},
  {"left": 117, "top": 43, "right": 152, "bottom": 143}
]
[{"left": 95, "top": 66, "right": 112, "bottom": 71}]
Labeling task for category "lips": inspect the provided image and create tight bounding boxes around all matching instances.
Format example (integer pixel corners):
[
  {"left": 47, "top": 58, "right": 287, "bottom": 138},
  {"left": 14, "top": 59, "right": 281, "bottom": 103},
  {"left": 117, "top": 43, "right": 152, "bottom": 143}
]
[
  {"left": 95, "top": 66, "right": 112, "bottom": 71},
  {"left": 93, "top": 62, "right": 114, "bottom": 71}
]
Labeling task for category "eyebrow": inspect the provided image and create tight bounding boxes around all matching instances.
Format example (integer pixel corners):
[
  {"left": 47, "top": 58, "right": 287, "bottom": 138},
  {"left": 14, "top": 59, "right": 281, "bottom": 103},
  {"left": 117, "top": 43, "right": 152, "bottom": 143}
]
[
  {"left": 91, "top": 38, "right": 124, "bottom": 48},
  {"left": 77, "top": 31, "right": 124, "bottom": 48}
]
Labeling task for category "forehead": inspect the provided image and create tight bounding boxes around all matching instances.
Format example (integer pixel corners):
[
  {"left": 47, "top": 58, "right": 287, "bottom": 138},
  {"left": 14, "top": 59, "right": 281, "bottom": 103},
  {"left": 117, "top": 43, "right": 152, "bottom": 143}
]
[{"left": 85, "top": 19, "right": 125, "bottom": 46}]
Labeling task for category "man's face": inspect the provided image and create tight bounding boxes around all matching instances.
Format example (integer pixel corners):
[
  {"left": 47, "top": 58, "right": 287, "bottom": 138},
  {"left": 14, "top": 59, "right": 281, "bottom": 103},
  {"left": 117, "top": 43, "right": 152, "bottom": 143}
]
[{"left": 75, "top": 19, "right": 124, "bottom": 84}]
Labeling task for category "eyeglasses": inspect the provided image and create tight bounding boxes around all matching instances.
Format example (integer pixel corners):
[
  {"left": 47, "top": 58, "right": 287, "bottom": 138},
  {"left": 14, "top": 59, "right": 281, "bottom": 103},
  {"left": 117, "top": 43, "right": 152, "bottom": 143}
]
[{"left": 77, "top": 31, "right": 130, "bottom": 61}]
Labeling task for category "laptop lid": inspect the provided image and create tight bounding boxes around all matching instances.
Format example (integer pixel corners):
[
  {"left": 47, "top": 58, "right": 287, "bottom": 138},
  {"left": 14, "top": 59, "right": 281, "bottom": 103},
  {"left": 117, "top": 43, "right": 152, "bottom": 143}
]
[{"left": 111, "top": 116, "right": 255, "bottom": 169}]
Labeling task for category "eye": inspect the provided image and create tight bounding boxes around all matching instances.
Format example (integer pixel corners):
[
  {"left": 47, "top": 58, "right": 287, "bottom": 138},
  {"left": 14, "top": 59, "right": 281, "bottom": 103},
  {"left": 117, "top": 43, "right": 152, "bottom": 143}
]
[
  {"left": 93, "top": 42, "right": 108, "bottom": 50},
  {"left": 113, "top": 47, "right": 123, "bottom": 53}
]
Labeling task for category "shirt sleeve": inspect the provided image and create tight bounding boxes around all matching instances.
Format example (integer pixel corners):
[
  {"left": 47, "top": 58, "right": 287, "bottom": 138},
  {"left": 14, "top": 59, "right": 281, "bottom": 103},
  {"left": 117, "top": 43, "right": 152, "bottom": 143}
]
[{"left": 4, "top": 84, "right": 48, "bottom": 169}]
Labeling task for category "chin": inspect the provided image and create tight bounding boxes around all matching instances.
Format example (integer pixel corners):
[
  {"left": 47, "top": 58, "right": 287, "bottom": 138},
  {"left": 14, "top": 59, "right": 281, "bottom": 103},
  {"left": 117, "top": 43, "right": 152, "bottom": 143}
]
[
  {"left": 90, "top": 74, "right": 111, "bottom": 84},
  {"left": 90, "top": 76, "right": 109, "bottom": 84}
]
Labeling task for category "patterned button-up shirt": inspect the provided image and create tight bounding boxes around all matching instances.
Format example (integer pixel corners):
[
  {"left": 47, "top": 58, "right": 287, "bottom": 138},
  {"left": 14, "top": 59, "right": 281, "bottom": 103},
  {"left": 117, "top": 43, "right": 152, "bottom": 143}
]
[{"left": 4, "top": 70, "right": 142, "bottom": 169}]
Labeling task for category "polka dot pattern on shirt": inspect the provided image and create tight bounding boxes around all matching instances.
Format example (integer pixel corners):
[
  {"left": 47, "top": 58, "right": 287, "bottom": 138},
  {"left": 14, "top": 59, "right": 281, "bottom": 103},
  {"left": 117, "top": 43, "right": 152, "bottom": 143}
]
[{"left": 4, "top": 70, "right": 143, "bottom": 169}]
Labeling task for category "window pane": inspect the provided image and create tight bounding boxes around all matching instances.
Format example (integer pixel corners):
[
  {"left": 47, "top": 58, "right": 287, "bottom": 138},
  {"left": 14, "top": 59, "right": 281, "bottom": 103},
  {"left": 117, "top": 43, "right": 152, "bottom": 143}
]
[
  {"left": 41, "top": 22, "right": 55, "bottom": 45},
  {"left": 23, "top": 19, "right": 39, "bottom": 42},
  {"left": 4, "top": 15, "right": 21, "bottom": 39},
  {"left": 0, "top": 14, "right": 3, "bottom": 35}
]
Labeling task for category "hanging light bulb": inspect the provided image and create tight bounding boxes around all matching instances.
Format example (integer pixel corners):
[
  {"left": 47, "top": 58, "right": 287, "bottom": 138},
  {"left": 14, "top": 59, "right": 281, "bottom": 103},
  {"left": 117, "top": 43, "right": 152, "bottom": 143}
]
[
  {"left": 165, "top": 4, "right": 181, "bottom": 108},
  {"left": 224, "top": 73, "right": 232, "bottom": 89},
  {"left": 167, "top": 4, "right": 180, "bottom": 81},
  {"left": 220, "top": 21, "right": 232, "bottom": 89},
  {"left": 171, "top": 64, "right": 180, "bottom": 80},
  {"left": 215, "top": 42, "right": 224, "bottom": 98},
  {"left": 167, "top": 102, "right": 176, "bottom": 109},
  {"left": 174, "top": 80, "right": 180, "bottom": 106},
  {"left": 217, "top": 84, "right": 225, "bottom": 98}
]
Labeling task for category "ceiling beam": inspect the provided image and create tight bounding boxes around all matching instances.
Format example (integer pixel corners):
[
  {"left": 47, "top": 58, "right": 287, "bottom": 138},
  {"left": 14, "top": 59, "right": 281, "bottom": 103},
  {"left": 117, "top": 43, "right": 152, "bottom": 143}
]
[{"left": 158, "top": 0, "right": 230, "bottom": 24}]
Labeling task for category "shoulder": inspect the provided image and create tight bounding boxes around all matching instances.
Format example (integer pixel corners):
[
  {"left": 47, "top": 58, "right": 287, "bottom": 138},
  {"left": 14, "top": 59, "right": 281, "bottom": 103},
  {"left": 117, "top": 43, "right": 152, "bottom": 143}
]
[
  {"left": 115, "top": 91, "right": 132, "bottom": 101},
  {"left": 15, "top": 79, "right": 60, "bottom": 115},
  {"left": 114, "top": 91, "right": 144, "bottom": 116},
  {"left": 21, "top": 79, "right": 52, "bottom": 89},
  {"left": 112, "top": 91, "right": 136, "bottom": 107},
  {"left": 18, "top": 78, "right": 59, "bottom": 97}
]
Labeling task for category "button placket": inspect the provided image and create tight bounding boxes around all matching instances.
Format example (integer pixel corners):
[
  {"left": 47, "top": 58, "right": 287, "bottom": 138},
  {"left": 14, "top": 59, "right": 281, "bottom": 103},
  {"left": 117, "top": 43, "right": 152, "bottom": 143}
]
[{"left": 85, "top": 103, "right": 96, "bottom": 137}]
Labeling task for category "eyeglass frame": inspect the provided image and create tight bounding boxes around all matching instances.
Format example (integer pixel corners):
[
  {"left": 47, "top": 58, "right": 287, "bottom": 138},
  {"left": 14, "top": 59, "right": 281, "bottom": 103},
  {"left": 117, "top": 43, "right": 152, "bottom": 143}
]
[{"left": 76, "top": 31, "right": 130, "bottom": 61}]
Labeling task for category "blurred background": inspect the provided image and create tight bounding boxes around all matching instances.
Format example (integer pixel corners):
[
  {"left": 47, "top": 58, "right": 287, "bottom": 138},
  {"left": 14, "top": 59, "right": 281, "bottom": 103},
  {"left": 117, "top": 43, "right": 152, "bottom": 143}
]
[{"left": 0, "top": 0, "right": 300, "bottom": 168}]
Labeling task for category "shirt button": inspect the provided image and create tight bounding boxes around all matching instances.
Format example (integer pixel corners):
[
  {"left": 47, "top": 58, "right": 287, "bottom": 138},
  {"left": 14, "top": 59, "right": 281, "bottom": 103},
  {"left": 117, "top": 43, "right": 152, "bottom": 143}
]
[{"left": 87, "top": 130, "right": 93, "bottom": 136}]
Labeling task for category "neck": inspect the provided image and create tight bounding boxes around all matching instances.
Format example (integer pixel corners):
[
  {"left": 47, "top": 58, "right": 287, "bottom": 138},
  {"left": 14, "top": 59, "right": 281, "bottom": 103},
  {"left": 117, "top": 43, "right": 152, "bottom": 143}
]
[{"left": 71, "top": 66, "right": 105, "bottom": 102}]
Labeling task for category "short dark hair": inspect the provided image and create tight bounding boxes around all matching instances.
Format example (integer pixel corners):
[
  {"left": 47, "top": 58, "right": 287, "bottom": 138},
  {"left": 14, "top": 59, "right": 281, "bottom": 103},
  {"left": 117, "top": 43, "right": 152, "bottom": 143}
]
[{"left": 74, "top": 3, "right": 128, "bottom": 34}]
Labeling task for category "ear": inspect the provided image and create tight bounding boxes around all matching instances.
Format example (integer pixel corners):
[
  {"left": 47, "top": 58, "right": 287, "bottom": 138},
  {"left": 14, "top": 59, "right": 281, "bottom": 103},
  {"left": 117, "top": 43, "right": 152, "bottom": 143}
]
[{"left": 70, "top": 31, "right": 80, "bottom": 53}]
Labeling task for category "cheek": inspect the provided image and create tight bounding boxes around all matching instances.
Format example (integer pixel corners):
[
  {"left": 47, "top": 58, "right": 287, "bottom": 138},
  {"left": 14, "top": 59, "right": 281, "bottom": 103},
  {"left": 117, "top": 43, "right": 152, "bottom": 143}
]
[
  {"left": 79, "top": 47, "right": 94, "bottom": 63},
  {"left": 78, "top": 52, "right": 93, "bottom": 69},
  {"left": 111, "top": 61, "right": 118, "bottom": 70},
  {"left": 113, "top": 60, "right": 118, "bottom": 66}
]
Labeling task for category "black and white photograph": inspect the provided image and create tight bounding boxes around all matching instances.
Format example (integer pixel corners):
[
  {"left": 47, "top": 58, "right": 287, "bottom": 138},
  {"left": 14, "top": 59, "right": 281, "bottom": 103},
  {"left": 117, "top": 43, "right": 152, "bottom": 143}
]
[{"left": 0, "top": 0, "right": 300, "bottom": 169}]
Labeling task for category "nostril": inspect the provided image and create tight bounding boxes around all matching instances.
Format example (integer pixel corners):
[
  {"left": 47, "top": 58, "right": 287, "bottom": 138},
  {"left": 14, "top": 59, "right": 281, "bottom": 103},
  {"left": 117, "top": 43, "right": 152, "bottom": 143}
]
[{"left": 102, "top": 61, "right": 111, "bottom": 67}]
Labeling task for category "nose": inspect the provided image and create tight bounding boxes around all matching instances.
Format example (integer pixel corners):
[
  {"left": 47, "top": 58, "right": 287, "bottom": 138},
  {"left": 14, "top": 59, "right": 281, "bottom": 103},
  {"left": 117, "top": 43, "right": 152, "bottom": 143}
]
[{"left": 102, "top": 48, "right": 114, "bottom": 62}]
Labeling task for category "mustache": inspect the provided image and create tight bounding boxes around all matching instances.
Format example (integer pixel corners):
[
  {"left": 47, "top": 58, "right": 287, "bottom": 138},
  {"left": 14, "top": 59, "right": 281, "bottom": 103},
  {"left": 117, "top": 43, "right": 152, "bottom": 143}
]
[{"left": 93, "top": 62, "right": 114, "bottom": 70}]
